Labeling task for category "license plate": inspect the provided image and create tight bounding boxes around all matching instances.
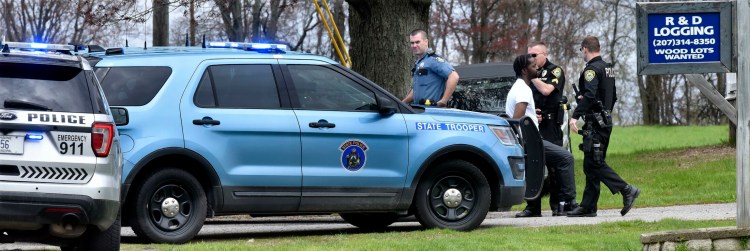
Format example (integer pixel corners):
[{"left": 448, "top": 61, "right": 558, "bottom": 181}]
[{"left": 0, "top": 135, "right": 24, "bottom": 155}]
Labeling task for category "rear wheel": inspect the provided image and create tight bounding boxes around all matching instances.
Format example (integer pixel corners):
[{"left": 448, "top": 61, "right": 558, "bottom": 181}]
[
  {"left": 128, "top": 167, "right": 207, "bottom": 244},
  {"left": 413, "top": 160, "right": 490, "bottom": 231},
  {"left": 340, "top": 212, "right": 400, "bottom": 230}
]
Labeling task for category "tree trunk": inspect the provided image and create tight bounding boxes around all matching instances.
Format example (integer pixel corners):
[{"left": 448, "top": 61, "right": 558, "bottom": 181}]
[
  {"left": 346, "top": 0, "right": 431, "bottom": 98},
  {"left": 189, "top": 0, "right": 196, "bottom": 46},
  {"left": 152, "top": 0, "right": 169, "bottom": 46},
  {"left": 332, "top": 0, "right": 346, "bottom": 62},
  {"left": 641, "top": 75, "right": 663, "bottom": 125},
  {"left": 251, "top": 0, "right": 261, "bottom": 41}
]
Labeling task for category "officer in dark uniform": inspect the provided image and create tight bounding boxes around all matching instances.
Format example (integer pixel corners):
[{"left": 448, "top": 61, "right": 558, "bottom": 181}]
[
  {"left": 402, "top": 29, "right": 459, "bottom": 107},
  {"left": 567, "top": 36, "right": 640, "bottom": 217},
  {"left": 515, "top": 42, "right": 577, "bottom": 217}
]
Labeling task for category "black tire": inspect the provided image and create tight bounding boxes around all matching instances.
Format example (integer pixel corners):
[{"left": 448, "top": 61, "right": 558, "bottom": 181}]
[
  {"left": 340, "top": 212, "right": 400, "bottom": 230},
  {"left": 61, "top": 212, "right": 121, "bottom": 251},
  {"left": 128, "top": 167, "right": 207, "bottom": 244},
  {"left": 413, "top": 159, "right": 490, "bottom": 231}
]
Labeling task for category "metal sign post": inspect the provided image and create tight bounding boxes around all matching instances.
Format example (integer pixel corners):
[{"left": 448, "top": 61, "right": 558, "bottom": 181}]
[{"left": 736, "top": 0, "right": 750, "bottom": 228}]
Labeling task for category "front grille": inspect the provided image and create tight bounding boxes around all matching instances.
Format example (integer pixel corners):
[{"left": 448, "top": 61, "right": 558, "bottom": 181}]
[{"left": 0, "top": 165, "right": 91, "bottom": 184}]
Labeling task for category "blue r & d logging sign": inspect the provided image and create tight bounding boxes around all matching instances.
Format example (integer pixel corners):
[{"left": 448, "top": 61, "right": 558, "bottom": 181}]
[{"left": 648, "top": 13, "right": 720, "bottom": 64}]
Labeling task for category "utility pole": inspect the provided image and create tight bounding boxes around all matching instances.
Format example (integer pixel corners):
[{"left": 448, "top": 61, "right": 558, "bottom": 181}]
[{"left": 736, "top": 0, "right": 750, "bottom": 228}]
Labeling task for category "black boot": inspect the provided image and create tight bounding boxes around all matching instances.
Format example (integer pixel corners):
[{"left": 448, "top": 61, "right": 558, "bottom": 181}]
[
  {"left": 621, "top": 185, "right": 640, "bottom": 216},
  {"left": 515, "top": 208, "right": 541, "bottom": 218},
  {"left": 566, "top": 207, "right": 596, "bottom": 217}
]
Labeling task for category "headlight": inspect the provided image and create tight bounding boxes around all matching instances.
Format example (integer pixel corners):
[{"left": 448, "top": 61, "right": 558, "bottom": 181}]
[{"left": 490, "top": 126, "right": 519, "bottom": 145}]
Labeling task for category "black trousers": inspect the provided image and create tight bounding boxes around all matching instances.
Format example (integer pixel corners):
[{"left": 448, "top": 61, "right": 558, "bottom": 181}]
[
  {"left": 539, "top": 118, "right": 563, "bottom": 147},
  {"left": 580, "top": 126, "right": 628, "bottom": 212},
  {"left": 523, "top": 139, "right": 576, "bottom": 212}
]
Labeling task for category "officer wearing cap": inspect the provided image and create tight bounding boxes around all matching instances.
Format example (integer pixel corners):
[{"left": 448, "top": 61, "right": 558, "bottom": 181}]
[{"left": 402, "top": 29, "right": 459, "bottom": 107}]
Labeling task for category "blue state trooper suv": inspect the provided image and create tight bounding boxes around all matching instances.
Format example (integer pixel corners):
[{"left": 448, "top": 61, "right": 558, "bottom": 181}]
[{"left": 88, "top": 42, "right": 543, "bottom": 244}]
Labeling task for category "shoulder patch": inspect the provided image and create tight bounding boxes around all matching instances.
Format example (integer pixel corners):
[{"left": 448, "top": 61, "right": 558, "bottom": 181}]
[
  {"left": 552, "top": 68, "right": 562, "bottom": 78},
  {"left": 584, "top": 70, "right": 596, "bottom": 82},
  {"left": 435, "top": 56, "right": 445, "bottom": 63}
]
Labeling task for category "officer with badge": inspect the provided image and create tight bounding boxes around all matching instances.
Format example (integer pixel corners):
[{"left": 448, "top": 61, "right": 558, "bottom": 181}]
[
  {"left": 402, "top": 29, "right": 459, "bottom": 107},
  {"left": 567, "top": 36, "right": 640, "bottom": 217},
  {"left": 515, "top": 42, "right": 578, "bottom": 217}
]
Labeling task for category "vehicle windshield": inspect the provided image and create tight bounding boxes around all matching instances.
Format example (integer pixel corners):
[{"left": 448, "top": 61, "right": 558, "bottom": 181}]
[{"left": 0, "top": 62, "right": 93, "bottom": 113}]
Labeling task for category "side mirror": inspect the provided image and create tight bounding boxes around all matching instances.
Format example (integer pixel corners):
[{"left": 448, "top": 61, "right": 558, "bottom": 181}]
[
  {"left": 110, "top": 107, "right": 129, "bottom": 126},
  {"left": 377, "top": 96, "right": 397, "bottom": 116}
]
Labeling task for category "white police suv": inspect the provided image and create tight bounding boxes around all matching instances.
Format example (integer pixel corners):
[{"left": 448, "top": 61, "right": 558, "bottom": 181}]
[
  {"left": 89, "top": 42, "right": 543, "bottom": 244},
  {"left": 0, "top": 42, "right": 122, "bottom": 251}
]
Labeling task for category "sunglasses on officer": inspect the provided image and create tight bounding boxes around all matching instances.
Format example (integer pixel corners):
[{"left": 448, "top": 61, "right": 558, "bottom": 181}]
[{"left": 527, "top": 53, "right": 538, "bottom": 58}]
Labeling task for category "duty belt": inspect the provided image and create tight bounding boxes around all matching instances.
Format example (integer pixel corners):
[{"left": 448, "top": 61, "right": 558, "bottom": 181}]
[{"left": 541, "top": 113, "right": 557, "bottom": 120}]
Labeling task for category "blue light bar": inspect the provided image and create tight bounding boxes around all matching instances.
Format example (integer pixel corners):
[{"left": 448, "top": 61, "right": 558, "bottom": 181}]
[
  {"left": 25, "top": 133, "right": 44, "bottom": 140},
  {"left": 30, "top": 43, "right": 48, "bottom": 49},
  {"left": 4, "top": 42, "right": 74, "bottom": 51},
  {"left": 206, "top": 41, "right": 288, "bottom": 53}
]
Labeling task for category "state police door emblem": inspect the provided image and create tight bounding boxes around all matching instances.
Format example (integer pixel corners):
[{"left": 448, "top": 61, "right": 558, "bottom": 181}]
[{"left": 340, "top": 139, "right": 368, "bottom": 172}]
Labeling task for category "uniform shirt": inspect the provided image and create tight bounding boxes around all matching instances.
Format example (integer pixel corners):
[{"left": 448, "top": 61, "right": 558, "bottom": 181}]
[
  {"left": 505, "top": 78, "right": 538, "bottom": 128},
  {"left": 531, "top": 59, "right": 565, "bottom": 113},
  {"left": 411, "top": 51, "right": 455, "bottom": 105},
  {"left": 572, "top": 56, "right": 617, "bottom": 120}
]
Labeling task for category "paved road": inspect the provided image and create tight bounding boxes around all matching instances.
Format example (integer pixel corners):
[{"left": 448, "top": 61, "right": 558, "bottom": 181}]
[{"left": 1, "top": 203, "right": 736, "bottom": 250}]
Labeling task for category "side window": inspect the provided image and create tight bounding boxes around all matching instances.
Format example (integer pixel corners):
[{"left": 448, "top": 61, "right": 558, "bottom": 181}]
[
  {"left": 98, "top": 66, "right": 171, "bottom": 106},
  {"left": 287, "top": 65, "right": 377, "bottom": 111},
  {"left": 194, "top": 72, "right": 216, "bottom": 107},
  {"left": 194, "top": 64, "right": 280, "bottom": 109}
]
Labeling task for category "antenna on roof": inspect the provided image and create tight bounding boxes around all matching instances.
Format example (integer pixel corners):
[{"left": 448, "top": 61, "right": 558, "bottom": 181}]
[
  {"left": 201, "top": 34, "right": 206, "bottom": 48},
  {"left": 185, "top": 33, "right": 190, "bottom": 47},
  {"left": 126, "top": 39, "right": 129, "bottom": 48},
  {"left": 144, "top": 41, "right": 147, "bottom": 50}
]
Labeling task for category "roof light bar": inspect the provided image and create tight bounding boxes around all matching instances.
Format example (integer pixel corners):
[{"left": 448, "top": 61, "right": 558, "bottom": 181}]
[
  {"left": 206, "top": 41, "right": 288, "bottom": 53},
  {"left": 3, "top": 42, "right": 75, "bottom": 51}
]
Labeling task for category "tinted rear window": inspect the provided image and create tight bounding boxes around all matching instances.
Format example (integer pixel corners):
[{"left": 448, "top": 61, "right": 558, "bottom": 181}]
[
  {"left": 97, "top": 66, "right": 172, "bottom": 106},
  {"left": 0, "top": 62, "right": 94, "bottom": 113}
]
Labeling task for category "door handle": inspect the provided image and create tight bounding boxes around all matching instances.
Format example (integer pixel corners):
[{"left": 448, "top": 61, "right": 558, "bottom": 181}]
[
  {"left": 193, "top": 117, "right": 221, "bottom": 126},
  {"left": 309, "top": 119, "right": 335, "bottom": 128}
]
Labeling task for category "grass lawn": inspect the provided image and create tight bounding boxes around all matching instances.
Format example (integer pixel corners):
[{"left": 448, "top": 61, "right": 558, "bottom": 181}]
[
  {"left": 559, "top": 125, "right": 735, "bottom": 210},
  {"left": 123, "top": 219, "right": 736, "bottom": 251}
]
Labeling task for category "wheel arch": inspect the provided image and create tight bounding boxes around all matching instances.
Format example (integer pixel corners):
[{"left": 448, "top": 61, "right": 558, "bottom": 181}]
[
  {"left": 404, "top": 144, "right": 504, "bottom": 211},
  {"left": 121, "top": 148, "right": 223, "bottom": 221}
]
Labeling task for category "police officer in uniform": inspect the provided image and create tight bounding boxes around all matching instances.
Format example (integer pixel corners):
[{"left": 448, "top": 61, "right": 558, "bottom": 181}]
[
  {"left": 568, "top": 36, "right": 640, "bottom": 217},
  {"left": 515, "top": 42, "right": 578, "bottom": 217},
  {"left": 402, "top": 29, "right": 459, "bottom": 107}
]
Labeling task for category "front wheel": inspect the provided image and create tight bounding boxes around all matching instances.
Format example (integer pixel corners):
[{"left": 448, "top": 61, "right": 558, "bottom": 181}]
[
  {"left": 413, "top": 160, "right": 490, "bottom": 231},
  {"left": 128, "top": 167, "right": 207, "bottom": 244}
]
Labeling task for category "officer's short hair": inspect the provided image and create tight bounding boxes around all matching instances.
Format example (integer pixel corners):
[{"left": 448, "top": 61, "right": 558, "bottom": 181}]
[
  {"left": 410, "top": 29, "right": 429, "bottom": 40},
  {"left": 513, "top": 54, "right": 535, "bottom": 78},
  {"left": 528, "top": 41, "right": 547, "bottom": 49},
  {"left": 581, "top": 36, "right": 600, "bottom": 53}
]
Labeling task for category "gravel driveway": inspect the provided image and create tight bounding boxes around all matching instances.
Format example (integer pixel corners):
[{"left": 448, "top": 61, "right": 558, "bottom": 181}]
[{"left": 2, "top": 203, "right": 736, "bottom": 250}]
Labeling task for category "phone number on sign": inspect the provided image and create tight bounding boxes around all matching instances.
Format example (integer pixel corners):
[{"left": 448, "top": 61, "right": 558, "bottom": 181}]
[{"left": 653, "top": 38, "right": 716, "bottom": 47}]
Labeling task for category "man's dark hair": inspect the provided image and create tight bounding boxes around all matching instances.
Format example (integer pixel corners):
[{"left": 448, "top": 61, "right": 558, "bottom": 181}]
[
  {"left": 513, "top": 54, "right": 534, "bottom": 78},
  {"left": 581, "top": 36, "right": 600, "bottom": 53},
  {"left": 410, "top": 29, "right": 429, "bottom": 40}
]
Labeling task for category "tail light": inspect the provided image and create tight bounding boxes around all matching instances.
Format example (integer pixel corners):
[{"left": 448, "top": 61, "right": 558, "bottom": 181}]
[{"left": 92, "top": 122, "right": 114, "bottom": 157}]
